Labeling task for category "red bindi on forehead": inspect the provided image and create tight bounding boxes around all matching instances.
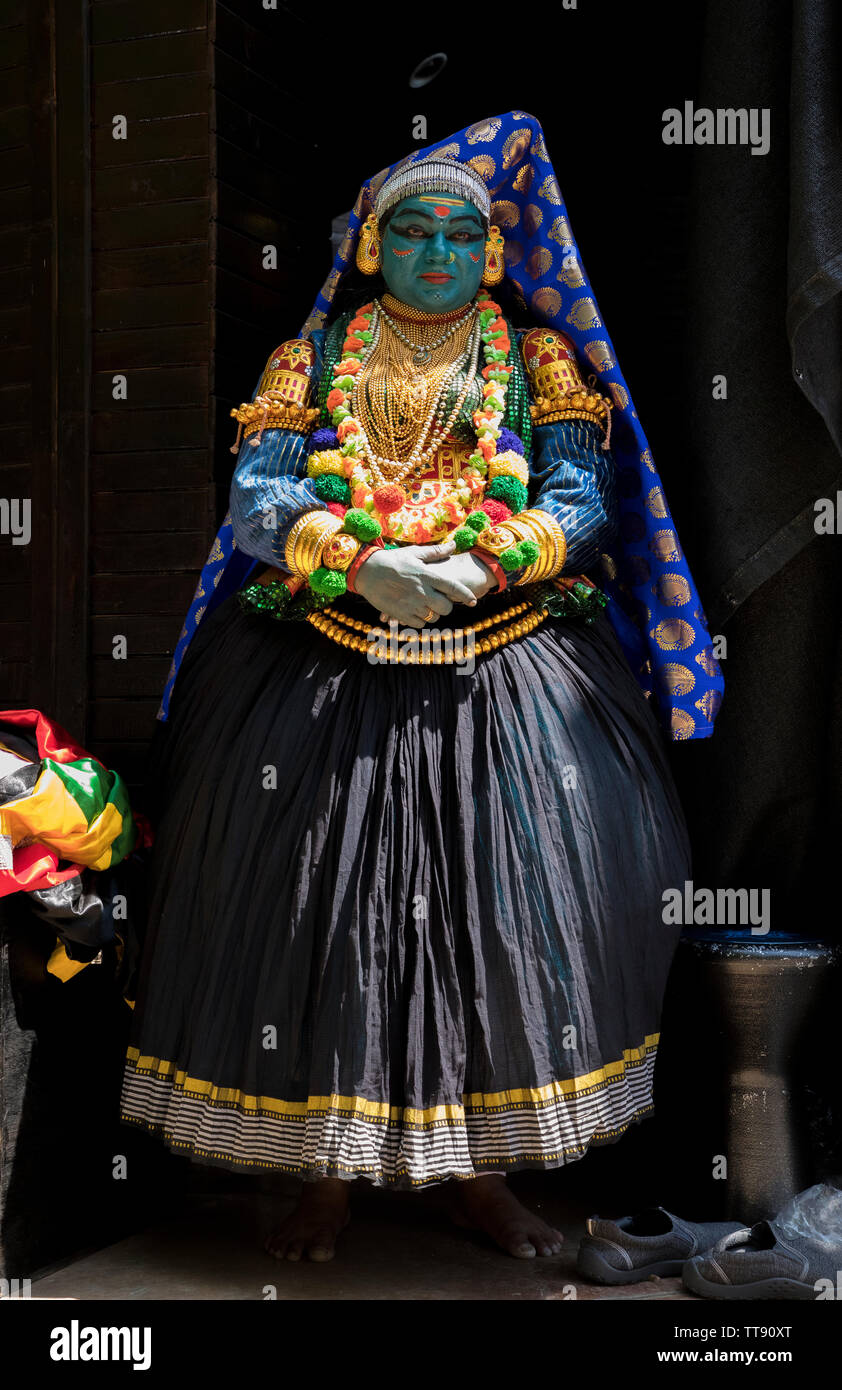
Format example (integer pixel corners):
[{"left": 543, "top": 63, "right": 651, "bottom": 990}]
[{"left": 433, "top": 206, "right": 451, "bottom": 218}]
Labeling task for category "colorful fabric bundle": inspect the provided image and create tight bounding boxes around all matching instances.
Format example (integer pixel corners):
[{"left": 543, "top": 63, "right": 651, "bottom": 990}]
[
  {"left": 0, "top": 709, "right": 150, "bottom": 989},
  {"left": 0, "top": 709, "right": 139, "bottom": 876}
]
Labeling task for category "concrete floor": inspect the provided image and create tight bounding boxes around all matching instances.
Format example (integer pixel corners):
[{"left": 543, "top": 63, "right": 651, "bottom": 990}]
[{"left": 28, "top": 1175, "right": 695, "bottom": 1301}]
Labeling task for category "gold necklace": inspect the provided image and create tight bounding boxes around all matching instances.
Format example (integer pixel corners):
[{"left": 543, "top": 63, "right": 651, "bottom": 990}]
[
  {"left": 377, "top": 296, "right": 476, "bottom": 365},
  {"left": 353, "top": 305, "right": 479, "bottom": 485}
]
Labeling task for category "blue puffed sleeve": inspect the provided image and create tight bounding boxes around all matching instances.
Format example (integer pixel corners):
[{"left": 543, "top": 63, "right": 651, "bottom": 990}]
[
  {"left": 527, "top": 418, "right": 619, "bottom": 572},
  {"left": 228, "top": 331, "right": 327, "bottom": 571}
]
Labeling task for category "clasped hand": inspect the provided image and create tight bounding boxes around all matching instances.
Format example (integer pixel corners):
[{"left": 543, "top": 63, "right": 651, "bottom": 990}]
[{"left": 354, "top": 541, "right": 497, "bottom": 628}]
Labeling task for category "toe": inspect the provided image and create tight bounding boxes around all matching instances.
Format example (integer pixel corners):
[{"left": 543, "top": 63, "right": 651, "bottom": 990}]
[
  {"left": 505, "top": 1228, "right": 537, "bottom": 1258},
  {"left": 308, "top": 1244, "right": 335, "bottom": 1262},
  {"left": 285, "top": 1242, "right": 304, "bottom": 1262},
  {"left": 307, "top": 1226, "right": 337, "bottom": 1261}
]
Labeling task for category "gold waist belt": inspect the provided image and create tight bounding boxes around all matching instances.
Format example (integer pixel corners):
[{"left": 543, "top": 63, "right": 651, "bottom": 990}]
[{"left": 307, "top": 597, "right": 545, "bottom": 664}]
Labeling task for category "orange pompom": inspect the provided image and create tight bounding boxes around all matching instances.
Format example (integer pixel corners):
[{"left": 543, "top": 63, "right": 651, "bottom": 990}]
[
  {"left": 372, "top": 484, "right": 405, "bottom": 515},
  {"left": 326, "top": 389, "right": 345, "bottom": 411}
]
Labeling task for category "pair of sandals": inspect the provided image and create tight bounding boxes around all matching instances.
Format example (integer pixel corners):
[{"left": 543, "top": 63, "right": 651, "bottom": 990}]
[{"left": 577, "top": 1206, "right": 837, "bottom": 1300}]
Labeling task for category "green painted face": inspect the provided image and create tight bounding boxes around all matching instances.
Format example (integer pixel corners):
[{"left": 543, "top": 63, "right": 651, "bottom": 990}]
[{"left": 381, "top": 192, "right": 486, "bottom": 313}]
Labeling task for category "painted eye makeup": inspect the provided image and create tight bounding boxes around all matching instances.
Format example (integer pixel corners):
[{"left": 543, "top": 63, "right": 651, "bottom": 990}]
[{"left": 392, "top": 222, "right": 429, "bottom": 239}]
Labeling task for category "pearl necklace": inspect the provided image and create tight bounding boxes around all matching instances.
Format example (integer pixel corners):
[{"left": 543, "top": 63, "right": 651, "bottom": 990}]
[
  {"left": 352, "top": 308, "right": 482, "bottom": 488},
  {"left": 376, "top": 298, "right": 477, "bottom": 366}
]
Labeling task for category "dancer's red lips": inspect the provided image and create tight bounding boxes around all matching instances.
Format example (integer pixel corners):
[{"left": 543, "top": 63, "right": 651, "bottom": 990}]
[{"left": 420, "top": 273, "right": 453, "bottom": 283}]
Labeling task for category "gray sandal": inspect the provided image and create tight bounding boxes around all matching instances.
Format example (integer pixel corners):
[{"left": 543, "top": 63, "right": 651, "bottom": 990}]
[
  {"left": 682, "top": 1218, "right": 840, "bottom": 1300},
  {"left": 577, "top": 1206, "right": 745, "bottom": 1285}
]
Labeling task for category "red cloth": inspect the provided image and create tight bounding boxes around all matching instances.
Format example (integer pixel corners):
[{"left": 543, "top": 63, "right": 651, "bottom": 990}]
[
  {"left": 346, "top": 537, "right": 384, "bottom": 594},
  {"left": 1, "top": 708, "right": 91, "bottom": 765},
  {"left": 471, "top": 547, "right": 507, "bottom": 593}
]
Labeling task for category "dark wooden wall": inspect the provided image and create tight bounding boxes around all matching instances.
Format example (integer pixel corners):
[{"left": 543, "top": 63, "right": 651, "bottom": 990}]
[
  {"left": 0, "top": 0, "right": 326, "bottom": 789},
  {"left": 0, "top": 1, "right": 34, "bottom": 706},
  {"left": 88, "top": 0, "right": 214, "bottom": 782},
  {"left": 89, "top": 0, "right": 325, "bottom": 789}
]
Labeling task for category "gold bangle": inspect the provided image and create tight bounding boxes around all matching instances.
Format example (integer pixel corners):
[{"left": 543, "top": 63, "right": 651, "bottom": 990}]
[
  {"left": 509, "top": 510, "right": 567, "bottom": 583},
  {"left": 295, "top": 516, "right": 343, "bottom": 574},
  {"left": 285, "top": 512, "right": 343, "bottom": 576},
  {"left": 525, "top": 518, "right": 561, "bottom": 583},
  {"left": 471, "top": 523, "right": 519, "bottom": 557},
  {"left": 523, "top": 516, "right": 558, "bottom": 582},
  {"left": 321, "top": 532, "right": 360, "bottom": 572},
  {"left": 504, "top": 516, "right": 546, "bottom": 578}
]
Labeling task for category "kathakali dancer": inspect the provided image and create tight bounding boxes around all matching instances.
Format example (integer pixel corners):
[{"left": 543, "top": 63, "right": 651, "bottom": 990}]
[{"left": 120, "top": 112, "right": 723, "bottom": 1262}]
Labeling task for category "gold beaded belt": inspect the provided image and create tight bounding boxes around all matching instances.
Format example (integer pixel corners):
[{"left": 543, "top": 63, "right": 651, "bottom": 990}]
[{"left": 307, "top": 597, "right": 545, "bottom": 664}]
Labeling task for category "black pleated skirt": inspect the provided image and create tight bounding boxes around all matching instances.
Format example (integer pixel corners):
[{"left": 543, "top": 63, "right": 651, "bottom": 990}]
[{"left": 120, "top": 588, "right": 690, "bottom": 1189}]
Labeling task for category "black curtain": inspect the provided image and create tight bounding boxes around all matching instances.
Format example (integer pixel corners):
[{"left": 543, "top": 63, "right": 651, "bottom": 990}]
[{"left": 668, "top": 0, "right": 842, "bottom": 939}]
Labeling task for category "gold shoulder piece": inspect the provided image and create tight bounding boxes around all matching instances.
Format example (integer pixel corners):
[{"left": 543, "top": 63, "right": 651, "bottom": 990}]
[
  {"left": 521, "top": 327, "right": 612, "bottom": 433},
  {"left": 230, "top": 338, "right": 320, "bottom": 444},
  {"left": 258, "top": 339, "right": 317, "bottom": 403}
]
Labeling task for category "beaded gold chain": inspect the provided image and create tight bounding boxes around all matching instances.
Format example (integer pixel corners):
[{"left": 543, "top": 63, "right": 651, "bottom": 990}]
[
  {"left": 307, "top": 597, "right": 545, "bottom": 662},
  {"left": 351, "top": 303, "right": 481, "bottom": 487}
]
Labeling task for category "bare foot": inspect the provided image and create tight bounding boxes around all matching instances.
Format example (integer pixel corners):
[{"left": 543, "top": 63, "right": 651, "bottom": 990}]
[
  {"left": 264, "top": 1176, "right": 351, "bottom": 1262},
  {"left": 445, "top": 1175, "right": 565, "bottom": 1258}
]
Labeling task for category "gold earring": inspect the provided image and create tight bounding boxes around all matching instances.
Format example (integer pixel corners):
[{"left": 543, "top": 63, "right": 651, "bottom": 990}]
[
  {"left": 481, "top": 225, "right": 505, "bottom": 286},
  {"left": 356, "top": 214, "right": 382, "bottom": 275}
]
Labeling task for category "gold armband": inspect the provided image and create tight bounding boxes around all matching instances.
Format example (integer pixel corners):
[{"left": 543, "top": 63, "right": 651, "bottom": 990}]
[
  {"left": 506, "top": 509, "right": 568, "bottom": 583},
  {"left": 284, "top": 511, "right": 344, "bottom": 577},
  {"left": 320, "top": 532, "right": 360, "bottom": 572},
  {"left": 472, "top": 511, "right": 566, "bottom": 583},
  {"left": 231, "top": 339, "right": 320, "bottom": 445},
  {"left": 230, "top": 394, "right": 320, "bottom": 439},
  {"left": 521, "top": 327, "right": 612, "bottom": 434},
  {"left": 470, "top": 523, "right": 520, "bottom": 557}
]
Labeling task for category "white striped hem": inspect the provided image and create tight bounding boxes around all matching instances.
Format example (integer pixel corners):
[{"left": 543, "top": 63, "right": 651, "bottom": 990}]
[{"left": 120, "top": 1048, "right": 658, "bottom": 1187}]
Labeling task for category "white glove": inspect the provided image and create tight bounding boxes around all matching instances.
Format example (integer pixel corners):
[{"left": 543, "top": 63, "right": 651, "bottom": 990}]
[{"left": 354, "top": 541, "right": 487, "bottom": 629}]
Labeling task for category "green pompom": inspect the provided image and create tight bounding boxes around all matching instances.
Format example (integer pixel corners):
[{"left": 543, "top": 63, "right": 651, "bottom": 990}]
[
  {"left": 313, "top": 475, "right": 351, "bottom": 504},
  {"left": 453, "top": 527, "right": 476, "bottom": 552},
  {"left": 518, "top": 539, "right": 540, "bottom": 565},
  {"left": 343, "top": 507, "right": 382, "bottom": 541},
  {"left": 487, "top": 475, "right": 528, "bottom": 511},
  {"left": 499, "top": 545, "right": 525, "bottom": 572},
  {"left": 465, "top": 510, "right": 488, "bottom": 533},
  {"left": 308, "top": 566, "right": 347, "bottom": 598}
]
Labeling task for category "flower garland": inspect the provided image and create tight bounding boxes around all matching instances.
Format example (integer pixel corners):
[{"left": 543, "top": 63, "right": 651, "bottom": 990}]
[{"left": 300, "top": 292, "right": 539, "bottom": 599}]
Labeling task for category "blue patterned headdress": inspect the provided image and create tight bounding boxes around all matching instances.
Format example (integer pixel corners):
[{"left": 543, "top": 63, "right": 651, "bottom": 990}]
[{"left": 159, "top": 111, "right": 723, "bottom": 739}]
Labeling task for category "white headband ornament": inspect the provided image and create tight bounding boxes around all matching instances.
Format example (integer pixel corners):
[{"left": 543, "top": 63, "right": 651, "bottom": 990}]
[{"left": 373, "top": 155, "right": 491, "bottom": 221}]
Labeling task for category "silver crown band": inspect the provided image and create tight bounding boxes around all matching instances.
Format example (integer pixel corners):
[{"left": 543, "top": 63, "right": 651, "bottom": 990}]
[{"left": 374, "top": 156, "right": 491, "bottom": 222}]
